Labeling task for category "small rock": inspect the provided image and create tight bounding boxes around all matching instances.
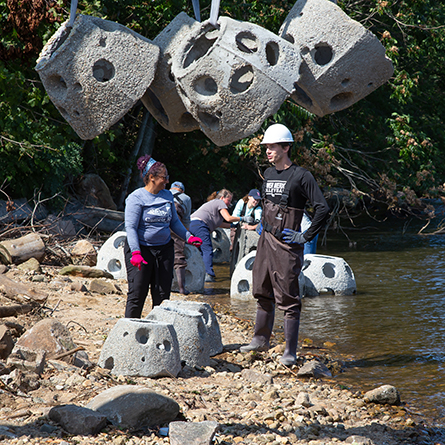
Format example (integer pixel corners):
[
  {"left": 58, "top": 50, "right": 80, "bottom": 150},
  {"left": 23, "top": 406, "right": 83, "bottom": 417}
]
[
  {"left": 71, "top": 240, "right": 97, "bottom": 267},
  {"left": 297, "top": 360, "right": 332, "bottom": 378},
  {"left": 363, "top": 385, "right": 401, "bottom": 405},
  {"left": 59, "top": 265, "right": 113, "bottom": 279},
  {"left": 89, "top": 279, "right": 121, "bottom": 295},
  {"left": 241, "top": 369, "right": 273, "bottom": 385},
  {"left": 17, "top": 257, "right": 41, "bottom": 273},
  {"left": 169, "top": 420, "right": 219, "bottom": 445}
]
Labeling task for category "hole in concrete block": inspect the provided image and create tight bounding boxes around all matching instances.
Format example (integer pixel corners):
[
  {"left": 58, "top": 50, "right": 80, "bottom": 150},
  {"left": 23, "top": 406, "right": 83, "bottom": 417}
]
[
  {"left": 113, "top": 236, "right": 126, "bottom": 249},
  {"left": 104, "top": 357, "right": 114, "bottom": 370},
  {"left": 292, "top": 83, "right": 313, "bottom": 108},
  {"left": 198, "top": 111, "right": 219, "bottom": 131},
  {"left": 136, "top": 328, "right": 149, "bottom": 344},
  {"left": 213, "top": 248, "right": 222, "bottom": 256},
  {"left": 93, "top": 59, "right": 115, "bottom": 82},
  {"left": 168, "top": 66, "right": 175, "bottom": 83},
  {"left": 245, "top": 256, "right": 255, "bottom": 271},
  {"left": 198, "top": 320, "right": 206, "bottom": 336},
  {"left": 58, "top": 106, "right": 68, "bottom": 117},
  {"left": 73, "top": 110, "right": 80, "bottom": 117},
  {"left": 108, "top": 259, "right": 122, "bottom": 273},
  {"left": 238, "top": 279, "right": 250, "bottom": 293},
  {"left": 47, "top": 75, "right": 68, "bottom": 98},
  {"left": 141, "top": 356, "right": 145, "bottom": 362},
  {"left": 99, "top": 37, "right": 106, "bottom": 47},
  {"left": 345, "top": 265, "right": 353, "bottom": 277},
  {"left": 212, "top": 231, "right": 221, "bottom": 241},
  {"left": 236, "top": 31, "right": 258, "bottom": 53},
  {"left": 322, "top": 262, "right": 335, "bottom": 278},
  {"left": 179, "top": 112, "right": 196, "bottom": 129},
  {"left": 330, "top": 92, "right": 353, "bottom": 110},
  {"left": 302, "top": 259, "right": 311, "bottom": 271},
  {"left": 230, "top": 65, "right": 254, "bottom": 94},
  {"left": 183, "top": 33, "right": 218, "bottom": 69},
  {"left": 283, "top": 33, "right": 295, "bottom": 44},
  {"left": 123, "top": 331, "right": 129, "bottom": 337},
  {"left": 73, "top": 82, "right": 82, "bottom": 92},
  {"left": 266, "top": 41, "right": 279, "bottom": 66},
  {"left": 194, "top": 75, "right": 218, "bottom": 96},
  {"left": 341, "top": 78, "right": 350, "bottom": 87},
  {"left": 313, "top": 44, "right": 333, "bottom": 65},
  {"left": 368, "top": 82, "right": 374, "bottom": 87},
  {"left": 144, "top": 88, "right": 169, "bottom": 125}
]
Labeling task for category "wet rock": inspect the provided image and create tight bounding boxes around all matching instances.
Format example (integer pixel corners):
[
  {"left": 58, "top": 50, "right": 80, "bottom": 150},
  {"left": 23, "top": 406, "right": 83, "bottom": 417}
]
[
  {"left": 86, "top": 385, "right": 180, "bottom": 428},
  {"left": 88, "top": 279, "right": 121, "bottom": 295},
  {"left": 48, "top": 404, "right": 108, "bottom": 435},
  {"left": 364, "top": 384, "right": 401, "bottom": 405},
  {"left": 15, "top": 319, "right": 76, "bottom": 362},
  {"left": 297, "top": 359, "right": 332, "bottom": 378},
  {"left": 169, "top": 420, "right": 219, "bottom": 445},
  {"left": 59, "top": 265, "right": 114, "bottom": 279}
]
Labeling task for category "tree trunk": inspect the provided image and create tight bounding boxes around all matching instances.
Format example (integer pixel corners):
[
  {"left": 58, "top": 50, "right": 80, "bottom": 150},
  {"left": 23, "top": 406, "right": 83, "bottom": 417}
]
[{"left": 0, "top": 233, "right": 45, "bottom": 265}]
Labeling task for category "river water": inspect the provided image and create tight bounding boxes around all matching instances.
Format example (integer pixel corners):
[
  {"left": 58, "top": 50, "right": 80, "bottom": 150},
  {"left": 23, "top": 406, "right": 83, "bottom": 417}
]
[{"left": 200, "top": 211, "right": 445, "bottom": 427}]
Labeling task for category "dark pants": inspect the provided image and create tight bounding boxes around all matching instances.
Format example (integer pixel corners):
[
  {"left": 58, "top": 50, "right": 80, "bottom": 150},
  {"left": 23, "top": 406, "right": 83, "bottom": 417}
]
[
  {"left": 124, "top": 239, "right": 174, "bottom": 318},
  {"left": 190, "top": 220, "right": 214, "bottom": 277}
]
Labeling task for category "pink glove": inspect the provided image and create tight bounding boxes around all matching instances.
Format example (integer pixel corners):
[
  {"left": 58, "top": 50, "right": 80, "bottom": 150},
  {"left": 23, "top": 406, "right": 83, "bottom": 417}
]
[
  {"left": 130, "top": 251, "right": 147, "bottom": 271},
  {"left": 187, "top": 235, "right": 203, "bottom": 248}
]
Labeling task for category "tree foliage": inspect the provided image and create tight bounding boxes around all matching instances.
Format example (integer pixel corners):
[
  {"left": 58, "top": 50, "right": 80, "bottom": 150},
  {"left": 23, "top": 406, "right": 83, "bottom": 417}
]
[{"left": 0, "top": 0, "right": 444, "bottom": 216}]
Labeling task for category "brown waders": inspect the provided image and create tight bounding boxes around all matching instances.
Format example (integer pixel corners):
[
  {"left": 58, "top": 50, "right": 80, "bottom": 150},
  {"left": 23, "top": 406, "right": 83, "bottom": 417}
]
[{"left": 240, "top": 199, "right": 304, "bottom": 366}]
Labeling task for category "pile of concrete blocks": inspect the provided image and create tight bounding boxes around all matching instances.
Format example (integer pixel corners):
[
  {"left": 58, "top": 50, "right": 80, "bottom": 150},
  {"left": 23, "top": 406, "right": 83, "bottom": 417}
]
[
  {"left": 279, "top": 0, "right": 394, "bottom": 116},
  {"left": 146, "top": 300, "right": 222, "bottom": 367},
  {"left": 170, "top": 16, "right": 302, "bottom": 146},
  {"left": 35, "top": 15, "right": 160, "bottom": 140},
  {"left": 171, "top": 244, "right": 206, "bottom": 293},
  {"left": 98, "top": 318, "right": 181, "bottom": 378},
  {"left": 301, "top": 253, "right": 357, "bottom": 296},
  {"left": 96, "top": 231, "right": 127, "bottom": 280},
  {"left": 211, "top": 228, "right": 231, "bottom": 263}
]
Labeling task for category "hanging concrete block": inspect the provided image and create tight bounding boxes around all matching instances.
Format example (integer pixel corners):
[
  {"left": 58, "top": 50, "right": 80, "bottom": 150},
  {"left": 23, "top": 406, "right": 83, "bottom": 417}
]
[
  {"left": 171, "top": 17, "right": 302, "bottom": 146},
  {"left": 171, "top": 244, "right": 205, "bottom": 293},
  {"left": 211, "top": 228, "right": 230, "bottom": 263},
  {"left": 159, "top": 300, "right": 223, "bottom": 356},
  {"left": 98, "top": 318, "right": 181, "bottom": 378},
  {"left": 141, "top": 12, "right": 200, "bottom": 133},
  {"left": 279, "top": 0, "right": 393, "bottom": 116},
  {"left": 35, "top": 15, "right": 160, "bottom": 140},
  {"left": 231, "top": 251, "right": 305, "bottom": 300},
  {"left": 96, "top": 231, "right": 127, "bottom": 280},
  {"left": 146, "top": 306, "right": 210, "bottom": 367},
  {"left": 302, "top": 254, "right": 356, "bottom": 296}
]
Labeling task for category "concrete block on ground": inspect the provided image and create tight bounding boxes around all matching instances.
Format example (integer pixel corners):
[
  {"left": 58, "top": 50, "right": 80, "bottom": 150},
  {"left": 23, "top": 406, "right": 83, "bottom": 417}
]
[
  {"left": 98, "top": 318, "right": 181, "bottom": 377},
  {"left": 160, "top": 300, "right": 223, "bottom": 356},
  {"left": 146, "top": 306, "right": 210, "bottom": 367},
  {"left": 171, "top": 17, "right": 301, "bottom": 146},
  {"left": 302, "top": 253, "right": 356, "bottom": 296},
  {"left": 141, "top": 12, "right": 199, "bottom": 133},
  {"left": 279, "top": 0, "right": 393, "bottom": 116},
  {"left": 211, "top": 228, "right": 230, "bottom": 263},
  {"left": 96, "top": 231, "right": 127, "bottom": 280},
  {"left": 230, "top": 228, "right": 259, "bottom": 276},
  {"left": 231, "top": 250, "right": 305, "bottom": 300},
  {"left": 171, "top": 244, "right": 205, "bottom": 293},
  {"left": 36, "top": 15, "right": 160, "bottom": 139}
]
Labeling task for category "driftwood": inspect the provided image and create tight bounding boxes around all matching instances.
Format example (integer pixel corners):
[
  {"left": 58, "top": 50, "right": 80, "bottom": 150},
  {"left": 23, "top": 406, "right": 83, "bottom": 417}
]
[
  {"left": 0, "top": 233, "right": 45, "bottom": 265},
  {"left": 75, "top": 206, "right": 124, "bottom": 233},
  {"left": 0, "top": 303, "right": 34, "bottom": 318},
  {"left": 0, "top": 274, "right": 47, "bottom": 303}
]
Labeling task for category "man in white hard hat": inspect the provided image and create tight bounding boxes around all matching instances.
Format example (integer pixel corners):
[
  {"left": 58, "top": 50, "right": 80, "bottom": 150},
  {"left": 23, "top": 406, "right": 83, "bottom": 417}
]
[{"left": 240, "top": 123, "right": 330, "bottom": 366}]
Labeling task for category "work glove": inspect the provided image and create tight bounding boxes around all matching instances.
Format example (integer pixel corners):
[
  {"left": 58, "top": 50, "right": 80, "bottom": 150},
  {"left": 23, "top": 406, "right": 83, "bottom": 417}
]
[
  {"left": 130, "top": 251, "right": 148, "bottom": 270},
  {"left": 282, "top": 228, "right": 307, "bottom": 245},
  {"left": 187, "top": 235, "right": 203, "bottom": 248},
  {"left": 240, "top": 215, "right": 255, "bottom": 224}
]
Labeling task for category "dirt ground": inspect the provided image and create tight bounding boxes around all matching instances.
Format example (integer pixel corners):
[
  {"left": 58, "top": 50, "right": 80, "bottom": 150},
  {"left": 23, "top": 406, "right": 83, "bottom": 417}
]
[{"left": 0, "top": 264, "right": 444, "bottom": 445}]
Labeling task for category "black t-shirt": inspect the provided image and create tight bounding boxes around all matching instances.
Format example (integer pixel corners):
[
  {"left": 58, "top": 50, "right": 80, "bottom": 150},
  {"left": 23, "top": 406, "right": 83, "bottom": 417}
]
[{"left": 263, "top": 164, "right": 330, "bottom": 241}]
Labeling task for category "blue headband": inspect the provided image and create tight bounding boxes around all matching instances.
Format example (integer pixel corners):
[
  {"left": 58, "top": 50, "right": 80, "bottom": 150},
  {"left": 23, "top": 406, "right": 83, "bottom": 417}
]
[{"left": 142, "top": 158, "right": 156, "bottom": 177}]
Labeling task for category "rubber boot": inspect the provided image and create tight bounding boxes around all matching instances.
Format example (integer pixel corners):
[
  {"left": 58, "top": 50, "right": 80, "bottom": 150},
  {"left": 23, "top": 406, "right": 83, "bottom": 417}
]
[
  {"left": 280, "top": 318, "right": 300, "bottom": 366},
  {"left": 177, "top": 268, "right": 189, "bottom": 295},
  {"left": 240, "top": 306, "right": 275, "bottom": 353}
]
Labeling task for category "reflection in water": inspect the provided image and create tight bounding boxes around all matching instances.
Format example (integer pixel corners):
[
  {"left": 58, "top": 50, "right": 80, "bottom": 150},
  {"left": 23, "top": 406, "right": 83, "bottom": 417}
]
[{"left": 202, "top": 219, "right": 445, "bottom": 425}]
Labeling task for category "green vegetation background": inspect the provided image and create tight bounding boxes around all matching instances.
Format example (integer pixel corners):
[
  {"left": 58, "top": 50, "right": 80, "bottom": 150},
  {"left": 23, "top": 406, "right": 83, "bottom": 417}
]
[{"left": 1, "top": 0, "right": 444, "bottom": 216}]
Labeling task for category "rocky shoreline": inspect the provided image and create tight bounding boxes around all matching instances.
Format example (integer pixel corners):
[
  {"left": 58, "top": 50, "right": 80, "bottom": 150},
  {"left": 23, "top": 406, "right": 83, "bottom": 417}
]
[{"left": 0, "top": 264, "right": 444, "bottom": 445}]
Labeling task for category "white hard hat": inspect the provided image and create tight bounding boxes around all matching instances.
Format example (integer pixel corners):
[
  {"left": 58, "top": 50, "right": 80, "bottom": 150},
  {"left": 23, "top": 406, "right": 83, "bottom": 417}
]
[{"left": 261, "top": 123, "right": 294, "bottom": 144}]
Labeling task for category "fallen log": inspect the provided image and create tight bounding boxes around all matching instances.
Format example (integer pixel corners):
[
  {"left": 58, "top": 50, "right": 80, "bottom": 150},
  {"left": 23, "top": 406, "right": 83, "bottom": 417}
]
[
  {"left": 0, "top": 274, "right": 47, "bottom": 303},
  {"left": 0, "top": 303, "right": 35, "bottom": 318},
  {"left": 0, "top": 233, "right": 45, "bottom": 265}
]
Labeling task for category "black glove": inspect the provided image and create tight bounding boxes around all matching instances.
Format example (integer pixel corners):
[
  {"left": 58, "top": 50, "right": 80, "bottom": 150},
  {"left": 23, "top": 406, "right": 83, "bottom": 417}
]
[
  {"left": 282, "top": 228, "right": 306, "bottom": 244},
  {"left": 240, "top": 215, "right": 255, "bottom": 224}
]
